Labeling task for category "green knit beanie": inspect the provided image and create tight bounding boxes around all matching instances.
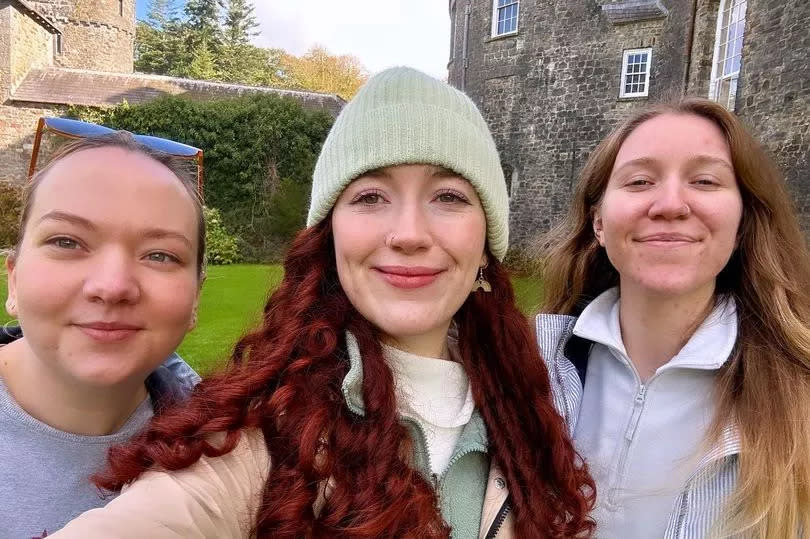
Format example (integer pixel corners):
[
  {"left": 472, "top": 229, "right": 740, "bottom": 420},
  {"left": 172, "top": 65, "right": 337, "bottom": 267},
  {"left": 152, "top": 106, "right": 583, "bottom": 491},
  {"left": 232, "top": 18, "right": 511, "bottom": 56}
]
[{"left": 307, "top": 66, "right": 509, "bottom": 260}]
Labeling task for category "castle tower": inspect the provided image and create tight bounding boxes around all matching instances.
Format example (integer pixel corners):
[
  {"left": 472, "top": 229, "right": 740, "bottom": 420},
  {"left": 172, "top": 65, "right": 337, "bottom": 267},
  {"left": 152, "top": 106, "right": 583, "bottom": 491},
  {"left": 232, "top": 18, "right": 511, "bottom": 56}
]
[{"left": 26, "top": 0, "right": 135, "bottom": 73}]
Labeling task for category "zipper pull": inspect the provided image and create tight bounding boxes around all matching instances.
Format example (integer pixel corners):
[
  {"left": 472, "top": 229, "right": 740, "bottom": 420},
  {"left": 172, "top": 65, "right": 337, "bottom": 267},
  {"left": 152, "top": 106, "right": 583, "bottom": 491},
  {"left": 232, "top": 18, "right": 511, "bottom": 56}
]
[{"left": 625, "top": 385, "right": 647, "bottom": 441}]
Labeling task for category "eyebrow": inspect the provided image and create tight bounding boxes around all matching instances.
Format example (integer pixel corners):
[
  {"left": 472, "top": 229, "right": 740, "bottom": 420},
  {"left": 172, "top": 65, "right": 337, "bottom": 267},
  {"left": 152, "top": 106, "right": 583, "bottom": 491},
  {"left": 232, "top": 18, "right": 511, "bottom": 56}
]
[
  {"left": 38, "top": 211, "right": 97, "bottom": 230},
  {"left": 361, "top": 166, "right": 462, "bottom": 179},
  {"left": 431, "top": 166, "right": 463, "bottom": 179},
  {"left": 612, "top": 155, "right": 734, "bottom": 175},
  {"left": 37, "top": 211, "right": 193, "bottom": 249},
  {"left": 142, "top": 229, "right": 194, "bottom": 250}
]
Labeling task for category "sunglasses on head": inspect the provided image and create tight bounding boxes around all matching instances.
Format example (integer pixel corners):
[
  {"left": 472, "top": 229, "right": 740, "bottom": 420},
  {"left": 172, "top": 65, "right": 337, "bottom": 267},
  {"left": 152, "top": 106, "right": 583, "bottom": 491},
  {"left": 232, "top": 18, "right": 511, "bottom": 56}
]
[{"left": 28, "top": 117, "right": 204, "bottom": 196}]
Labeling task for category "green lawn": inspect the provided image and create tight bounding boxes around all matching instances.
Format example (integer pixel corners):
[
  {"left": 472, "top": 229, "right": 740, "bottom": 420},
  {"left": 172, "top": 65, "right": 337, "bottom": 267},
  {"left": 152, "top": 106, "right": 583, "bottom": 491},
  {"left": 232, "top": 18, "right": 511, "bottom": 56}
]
[{"left": 0, "top": 258, "right": 542, "bottom": 374}]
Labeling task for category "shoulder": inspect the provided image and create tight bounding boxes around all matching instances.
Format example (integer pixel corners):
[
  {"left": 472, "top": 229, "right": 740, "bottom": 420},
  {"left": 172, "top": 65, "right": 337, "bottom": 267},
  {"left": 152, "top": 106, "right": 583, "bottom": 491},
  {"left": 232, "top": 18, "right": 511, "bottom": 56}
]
[
  {"left": 52, "top": 429, "right": 270, "bottom": 538},
  {"left": 533, "top": 314, "right": 577, "bottom": 365},
  {"left": 0, "top": 324, "right": 22, "bottom": 345},
  {"left": 145, "top": 353, "right": 201, "bottom": 412}
]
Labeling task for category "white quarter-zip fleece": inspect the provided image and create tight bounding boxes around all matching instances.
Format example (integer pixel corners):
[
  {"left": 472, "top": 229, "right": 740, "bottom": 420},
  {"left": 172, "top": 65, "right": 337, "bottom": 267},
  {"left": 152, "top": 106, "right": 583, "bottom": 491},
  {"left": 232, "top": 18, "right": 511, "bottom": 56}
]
[{"left": 572, "top": 288, "right": 737, "bottom": 538}]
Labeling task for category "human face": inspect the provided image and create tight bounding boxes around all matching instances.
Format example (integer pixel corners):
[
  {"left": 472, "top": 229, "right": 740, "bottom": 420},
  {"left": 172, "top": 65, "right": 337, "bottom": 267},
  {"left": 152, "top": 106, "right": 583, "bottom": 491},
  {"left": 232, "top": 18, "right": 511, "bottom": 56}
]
[
  {"left": 331, "top": 164, "right": 487, "bottom": 355},
  {"left": 6, "top": 147, "right": 201, "bottom": 388},
  {"left": 593, "top": 113, "right": 742, "bottom": 299}
]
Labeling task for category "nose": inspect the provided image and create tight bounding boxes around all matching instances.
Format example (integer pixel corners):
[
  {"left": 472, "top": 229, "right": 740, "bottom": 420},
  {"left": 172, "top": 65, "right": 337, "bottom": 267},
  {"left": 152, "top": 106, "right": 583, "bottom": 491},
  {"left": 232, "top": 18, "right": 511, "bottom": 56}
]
[
  {"left": 82, "top": 248, "right": 141, "bottom": 305},
  {"left": 385, "top": 199, "right": 433, "bottom": 253},
  {"left": 648, "top": 177, "right": 690, "bottom": 220}
]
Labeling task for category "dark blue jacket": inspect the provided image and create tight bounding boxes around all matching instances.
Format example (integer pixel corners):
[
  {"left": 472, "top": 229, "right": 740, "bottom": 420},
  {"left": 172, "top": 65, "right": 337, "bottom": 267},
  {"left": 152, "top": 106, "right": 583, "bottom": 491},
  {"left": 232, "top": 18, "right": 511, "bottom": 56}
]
[{"left": 0, "top": 325, "right": 200, "bottom": 413}]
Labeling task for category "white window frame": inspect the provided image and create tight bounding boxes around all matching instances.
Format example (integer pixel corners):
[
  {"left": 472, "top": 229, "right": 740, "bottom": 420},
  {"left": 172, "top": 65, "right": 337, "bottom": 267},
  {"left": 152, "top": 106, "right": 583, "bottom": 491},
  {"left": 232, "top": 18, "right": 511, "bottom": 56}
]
[
  {"left": 491, "top": 0, "right": 519, "bottom": 37},
  {"left": 709, "top": 0, "right": 747, "bottom": 110},
  {"left": 619, "top": 47, "right": 652, "bottom": 98}
]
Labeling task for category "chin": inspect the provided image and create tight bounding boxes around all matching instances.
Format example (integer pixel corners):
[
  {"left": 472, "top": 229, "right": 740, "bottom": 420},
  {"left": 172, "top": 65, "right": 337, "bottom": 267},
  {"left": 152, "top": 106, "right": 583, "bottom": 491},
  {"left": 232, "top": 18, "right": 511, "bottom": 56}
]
[{"left": 637, "top": 276, "right": 712, "bottom": 298}]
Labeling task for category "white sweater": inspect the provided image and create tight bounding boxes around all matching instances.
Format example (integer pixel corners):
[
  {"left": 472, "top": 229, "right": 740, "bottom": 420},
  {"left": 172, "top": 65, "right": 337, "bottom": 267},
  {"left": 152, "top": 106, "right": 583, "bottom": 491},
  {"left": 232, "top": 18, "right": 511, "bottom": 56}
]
[{"left": 383, "top": 343, "right": 474, "bottom": 476}]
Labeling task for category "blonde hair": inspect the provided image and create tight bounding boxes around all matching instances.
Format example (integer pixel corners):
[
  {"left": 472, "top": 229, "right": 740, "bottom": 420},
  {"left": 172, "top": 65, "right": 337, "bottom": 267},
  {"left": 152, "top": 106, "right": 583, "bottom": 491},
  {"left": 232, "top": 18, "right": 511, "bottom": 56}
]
[{"left": 542, "top": 98, "right": 810, "bottom": 538}]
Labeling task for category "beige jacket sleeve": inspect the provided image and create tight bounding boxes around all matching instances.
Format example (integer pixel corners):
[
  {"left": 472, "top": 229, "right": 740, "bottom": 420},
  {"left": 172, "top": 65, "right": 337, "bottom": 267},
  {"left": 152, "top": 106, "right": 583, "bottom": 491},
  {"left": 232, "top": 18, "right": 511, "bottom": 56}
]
[{"left": 51, "top": 429, "right": 270, "bottom": 539}]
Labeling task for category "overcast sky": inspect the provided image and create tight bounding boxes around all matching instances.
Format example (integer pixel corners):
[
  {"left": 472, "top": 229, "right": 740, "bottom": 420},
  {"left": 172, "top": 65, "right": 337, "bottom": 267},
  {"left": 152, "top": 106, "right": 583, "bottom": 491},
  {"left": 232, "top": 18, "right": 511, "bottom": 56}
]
[{"left": 136, "top": 1, "right": 451, "bottom": 80}]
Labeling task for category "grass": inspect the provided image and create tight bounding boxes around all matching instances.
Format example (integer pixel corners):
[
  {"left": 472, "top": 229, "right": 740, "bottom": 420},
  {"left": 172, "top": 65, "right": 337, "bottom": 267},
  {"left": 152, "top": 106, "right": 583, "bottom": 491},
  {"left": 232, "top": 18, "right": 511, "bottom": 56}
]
[{"left": 0, "top": 258, "right": 542, "bottom": 374}]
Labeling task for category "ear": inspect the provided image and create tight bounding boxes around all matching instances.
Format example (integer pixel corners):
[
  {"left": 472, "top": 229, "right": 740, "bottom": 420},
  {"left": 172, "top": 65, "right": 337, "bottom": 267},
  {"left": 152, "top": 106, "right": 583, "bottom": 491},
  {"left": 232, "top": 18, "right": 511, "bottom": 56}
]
[
  {"left": 5, "top": 255, "right": 18, "bottom": 317},
  {"left": 480, "top": 253, "right": 488, "bottom": 269},
  {"left": 592, "top": 208, "right": 605, "bottom": 247}
]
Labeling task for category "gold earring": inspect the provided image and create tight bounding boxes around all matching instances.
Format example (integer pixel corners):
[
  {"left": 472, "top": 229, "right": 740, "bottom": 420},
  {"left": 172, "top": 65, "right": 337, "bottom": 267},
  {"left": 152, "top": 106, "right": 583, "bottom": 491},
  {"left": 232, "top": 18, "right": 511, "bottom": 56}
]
[{"left": 471, "top": 266, "right": 491, "bottom": 293}]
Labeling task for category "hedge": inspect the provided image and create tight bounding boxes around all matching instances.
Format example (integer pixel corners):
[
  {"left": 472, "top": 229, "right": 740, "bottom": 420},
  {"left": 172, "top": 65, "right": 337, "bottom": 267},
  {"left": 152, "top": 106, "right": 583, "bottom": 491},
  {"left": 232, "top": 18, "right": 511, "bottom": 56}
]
[{"left": 69, "top": 93, "right": 333, "bottom": 261}]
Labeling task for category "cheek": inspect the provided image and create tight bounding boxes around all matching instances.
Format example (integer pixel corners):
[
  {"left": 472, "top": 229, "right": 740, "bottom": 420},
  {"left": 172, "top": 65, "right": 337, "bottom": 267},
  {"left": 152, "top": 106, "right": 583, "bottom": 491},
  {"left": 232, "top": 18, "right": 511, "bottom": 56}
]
[
  {"left": 143, "top": 274, "right": 199, "bottom": 326},
  {"left": 13, "top": 259, "right": 79, "bottom": 317}
]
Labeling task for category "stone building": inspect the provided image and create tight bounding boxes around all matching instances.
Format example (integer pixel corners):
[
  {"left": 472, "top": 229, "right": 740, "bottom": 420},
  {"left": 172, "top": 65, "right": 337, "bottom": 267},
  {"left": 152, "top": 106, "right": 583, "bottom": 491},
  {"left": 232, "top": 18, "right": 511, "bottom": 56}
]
[
  {"left": 0, "top": 0, "right": 344, "bottom": 185},
  {"left": 448, "top": 0, "right": 810, "bottom": 248}
]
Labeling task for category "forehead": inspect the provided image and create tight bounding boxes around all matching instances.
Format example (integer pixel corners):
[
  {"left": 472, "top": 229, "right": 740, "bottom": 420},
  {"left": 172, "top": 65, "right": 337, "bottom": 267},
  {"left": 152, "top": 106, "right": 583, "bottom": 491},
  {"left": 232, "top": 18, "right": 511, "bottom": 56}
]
[
  {"left": 29, "top": 147, "right": 198, "bottom": 236},
  {"left": 615, "top": 113, "right": 731, "bottom": 164}
]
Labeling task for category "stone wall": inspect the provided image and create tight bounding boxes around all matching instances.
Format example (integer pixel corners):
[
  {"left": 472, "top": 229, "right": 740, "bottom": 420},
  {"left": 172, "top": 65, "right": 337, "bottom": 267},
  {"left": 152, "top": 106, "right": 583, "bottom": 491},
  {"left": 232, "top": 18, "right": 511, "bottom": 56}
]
[
  {"left": 736, "top": 0, "right": 810, "bottom": 229},
  {"left": 10, "top": 6, "right": 53, "bottom": 91},
  {"left": 0, "top": 3, "right": 11, "bottom": 101},
  {"left": 0, "top": 102, "right": 65, "bottom": 185},
  {"left": 27, "top": 0, "right": 135, "bottom": 73},
  {"left": 449, "top": 0, "right": 695, "bottom": 247},
  {"left": 450, "top": 0, "right": 810, "bottom": 249}
]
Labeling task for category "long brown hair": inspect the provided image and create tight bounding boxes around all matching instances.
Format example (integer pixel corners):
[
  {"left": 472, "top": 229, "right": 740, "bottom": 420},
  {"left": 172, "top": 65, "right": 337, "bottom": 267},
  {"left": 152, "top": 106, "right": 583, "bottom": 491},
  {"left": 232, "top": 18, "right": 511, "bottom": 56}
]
[
  {"left": 96, "top": 218, "right": 596, "bottom": 537},
  {"left": 542, "top": 97, "right": 810, "bottom": 537}
]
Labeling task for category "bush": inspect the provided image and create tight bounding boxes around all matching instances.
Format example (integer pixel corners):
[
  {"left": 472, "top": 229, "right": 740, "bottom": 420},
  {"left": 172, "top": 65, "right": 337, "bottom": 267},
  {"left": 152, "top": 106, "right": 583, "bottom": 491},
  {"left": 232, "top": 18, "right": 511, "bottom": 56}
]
[
  {"left": 204, "top": 206, "right": 240, "bottom": 265},
  {"left": 67, "top": 93, "right": 333, "bottom": 261},
  {"left": 0, "top": 182, "right": 22, "bottom": 248}
]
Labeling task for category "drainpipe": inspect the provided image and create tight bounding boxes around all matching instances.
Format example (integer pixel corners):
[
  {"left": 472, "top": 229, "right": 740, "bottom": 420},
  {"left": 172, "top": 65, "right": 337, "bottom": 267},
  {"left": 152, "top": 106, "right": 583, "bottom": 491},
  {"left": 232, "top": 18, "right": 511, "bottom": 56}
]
[
  {"left": 461, "top": 2, "right": 471, "bottom": 91},
  {"left": 683, "top": 0, "right": 698, "bottom": 94}
]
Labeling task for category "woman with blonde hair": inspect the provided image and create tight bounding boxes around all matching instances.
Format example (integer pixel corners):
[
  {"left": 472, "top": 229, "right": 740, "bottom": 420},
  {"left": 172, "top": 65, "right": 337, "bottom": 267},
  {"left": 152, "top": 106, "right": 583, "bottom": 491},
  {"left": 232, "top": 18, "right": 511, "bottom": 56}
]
[
  {"left": 0, "top": 131, "right": 203, "bottom": 537},
  {"left": 537, "top": 97, "right": 810, "bottom": 538}
]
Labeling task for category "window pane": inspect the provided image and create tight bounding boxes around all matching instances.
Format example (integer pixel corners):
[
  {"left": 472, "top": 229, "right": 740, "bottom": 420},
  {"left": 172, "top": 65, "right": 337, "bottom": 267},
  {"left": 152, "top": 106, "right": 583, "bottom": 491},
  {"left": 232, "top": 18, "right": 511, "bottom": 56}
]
[
  {"left": 717, "top": 79, "right": 731, "bottom": 107},
  {"left": 728, "top": 76, "right": 738, "bottom": 109},
  {"left": 731, "top": 53, "right": 741, "bottom": 74}
]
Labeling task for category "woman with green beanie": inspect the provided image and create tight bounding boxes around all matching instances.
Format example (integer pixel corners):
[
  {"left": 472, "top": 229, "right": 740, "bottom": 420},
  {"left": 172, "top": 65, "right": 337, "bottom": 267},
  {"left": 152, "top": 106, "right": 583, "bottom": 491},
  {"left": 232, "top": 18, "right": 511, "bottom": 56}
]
[{"left": 53, "top": 67, "right": 595, "bottom": 538}]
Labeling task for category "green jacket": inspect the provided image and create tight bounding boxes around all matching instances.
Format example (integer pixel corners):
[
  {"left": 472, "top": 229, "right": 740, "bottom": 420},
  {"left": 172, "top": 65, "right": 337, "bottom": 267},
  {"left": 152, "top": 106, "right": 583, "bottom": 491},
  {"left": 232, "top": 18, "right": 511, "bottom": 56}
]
[{"left": 341, "top": 333, "right": 500, "bottom": 538}]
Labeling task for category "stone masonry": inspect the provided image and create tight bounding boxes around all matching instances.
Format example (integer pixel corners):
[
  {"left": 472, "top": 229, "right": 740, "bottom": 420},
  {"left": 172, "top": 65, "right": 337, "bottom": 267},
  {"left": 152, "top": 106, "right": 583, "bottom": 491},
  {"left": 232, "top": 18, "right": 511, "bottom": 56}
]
[
  {"left": 27, "top": 0, "right": 135, "bottom": 73},
  {"left": 449, "top": 0, "right": 810, "bottom": 248}
]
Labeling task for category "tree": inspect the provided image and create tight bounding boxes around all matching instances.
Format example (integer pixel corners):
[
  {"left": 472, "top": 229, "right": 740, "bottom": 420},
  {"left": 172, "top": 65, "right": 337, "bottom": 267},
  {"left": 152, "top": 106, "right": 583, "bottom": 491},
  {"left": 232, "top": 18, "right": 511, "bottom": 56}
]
[
  {"left": 184, "top": 0, "right": 223, "bottom": 46},
  {"left": 143, "top": 0, "right": 178, "bottom": 29},
  {"left": 222, "top": 0, "right": 259, "bottom": 46},
  {"left": 281, "top": 45, "right": 369, "bottom": 100},
  {"left": 187, "top": 38, "right": 218, "bottom": 80},
  {"left": 136, "top": 0, "right": 187, "bottom": 76}
]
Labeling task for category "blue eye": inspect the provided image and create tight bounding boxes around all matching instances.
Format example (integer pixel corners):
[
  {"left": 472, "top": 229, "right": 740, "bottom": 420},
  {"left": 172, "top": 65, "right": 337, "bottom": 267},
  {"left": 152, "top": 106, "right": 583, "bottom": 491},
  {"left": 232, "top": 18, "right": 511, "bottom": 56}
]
[
  {"left": 50, "top": 237, "right": 80, "bottom": 249},
  {"left": 145, "top": 252, "right": 177, "bottom": 263}
]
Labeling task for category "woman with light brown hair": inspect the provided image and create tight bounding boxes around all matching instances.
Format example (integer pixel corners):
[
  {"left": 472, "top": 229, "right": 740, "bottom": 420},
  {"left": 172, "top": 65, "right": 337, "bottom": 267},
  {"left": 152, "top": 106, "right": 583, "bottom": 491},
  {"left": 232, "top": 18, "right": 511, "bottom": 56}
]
[{"left": 537, "top": 97, "right": 810, "bottom": 538}]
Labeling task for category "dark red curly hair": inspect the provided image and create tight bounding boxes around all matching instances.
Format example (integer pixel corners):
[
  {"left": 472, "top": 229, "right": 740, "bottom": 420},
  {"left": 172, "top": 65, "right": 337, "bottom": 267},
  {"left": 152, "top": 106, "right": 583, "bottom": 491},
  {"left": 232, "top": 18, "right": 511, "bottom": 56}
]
[{"left": 96, "top": 219, "right": 595, "bottom": 537}]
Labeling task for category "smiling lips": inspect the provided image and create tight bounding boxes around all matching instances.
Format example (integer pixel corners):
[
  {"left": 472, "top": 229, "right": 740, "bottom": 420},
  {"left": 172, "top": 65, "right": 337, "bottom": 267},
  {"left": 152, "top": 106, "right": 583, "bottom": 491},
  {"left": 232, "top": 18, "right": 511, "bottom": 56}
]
[
  {"left": 635, "top": 233, "right": 698, "bottom": 246},
  {"left": 374, "top": 265, "right": 445, "bottom": 289},
  {"left": 75, "top": 321, "right": 143, "bottom": 343}
]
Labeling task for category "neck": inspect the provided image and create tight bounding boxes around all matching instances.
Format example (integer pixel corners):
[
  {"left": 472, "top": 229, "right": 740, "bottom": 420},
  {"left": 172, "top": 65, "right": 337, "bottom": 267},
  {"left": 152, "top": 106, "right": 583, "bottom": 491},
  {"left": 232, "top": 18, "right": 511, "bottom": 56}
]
[
  {"left": 383, "top": 323, "right": 451, "bottom": 360},
  {"left": 0, "top": 339, "right": 148, "bottom": 436},
  {"left": 617, "top": 281, "right": 716, "bottom": 381}
]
